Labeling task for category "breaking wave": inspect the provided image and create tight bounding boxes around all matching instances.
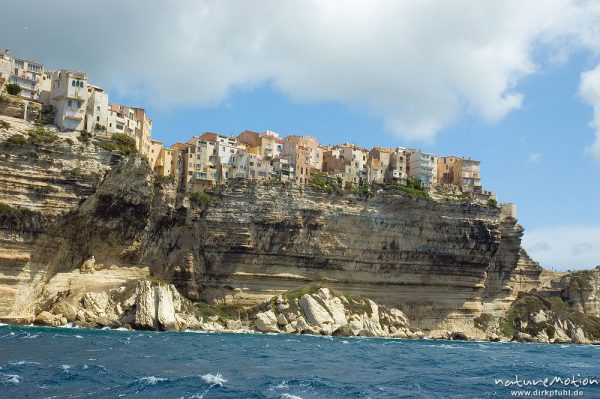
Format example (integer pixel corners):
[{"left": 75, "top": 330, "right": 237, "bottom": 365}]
[{"left": 200, "top": 373, "right": 226, "bottom": 386}]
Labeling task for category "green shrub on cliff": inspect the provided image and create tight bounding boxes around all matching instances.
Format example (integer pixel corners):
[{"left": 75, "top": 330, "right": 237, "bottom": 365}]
[
  {"left": 4, "top": 134, "right": 26, "bottom": 148},
  {"left": 26, "top": 127, "right": 58, "bottom": 145},
  {"left": 4, "top": 128, "right": 58, "bottom": 148},
  {"left": 95, "top": 133, "right": 137, "bottom": 155},
  {"left": 309, "top": 172, "right": 343, "bottom": 195},
  {"left": 78, "top": 131, "right": 92, "bottom": 143},
  {"left": 5, "top": 83, "right": 21, "bottom": 96},
  {"left": 194, "top": 302, "right": 250, "bottom": 321},
  {"left": 358, "top": 183, "right": 374, "bottom": 198},
  {"left": 396, "top": 177, "right": 428, "bottom": 199},
  {"left": 474, "top": 313, "right": 494, "bottom": 330},
  {"left": 189, "top": 191, "right": 212, "bottom": 206},
  {"left": 154, "top": 175, "right": 175, "bottom": 188},
  {"left": 487, "top": 198, "right": 498, "bottom": 207},
  {"left": 0, "top": 202, "right": 39, "bottom": 223}
]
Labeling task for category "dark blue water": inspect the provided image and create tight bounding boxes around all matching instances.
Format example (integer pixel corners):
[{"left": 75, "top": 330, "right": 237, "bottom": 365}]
[{"left": 0, "top": 324, "right": 598, "bottom": 398}]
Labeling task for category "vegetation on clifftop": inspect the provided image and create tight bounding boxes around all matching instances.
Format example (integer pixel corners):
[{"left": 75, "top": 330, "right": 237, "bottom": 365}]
[
  {"left": 5, "top": 83, "right": 21, "bottom": 96},
  {"left": 95, "top": 133, "right": 137, "bottom": 154},
  {"left": 4, "top": 127, "right": 58, "bottom": 149},
  {"left": 308, "top": 173, "right": 344, "bottom": 195},
  {"left": 189, "top": 191, "right": 213, "bottom": 206}
]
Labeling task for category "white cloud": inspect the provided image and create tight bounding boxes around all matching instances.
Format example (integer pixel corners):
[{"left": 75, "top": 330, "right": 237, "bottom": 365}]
[
  {"left": 579, "top": 62, "right": 600, "bottom": 162},
  {"left": 523, "top": 226, "right": 600, "bottom": 270},
  {"left": 2, "top": 0, "right": 600, "bottom": 141}
]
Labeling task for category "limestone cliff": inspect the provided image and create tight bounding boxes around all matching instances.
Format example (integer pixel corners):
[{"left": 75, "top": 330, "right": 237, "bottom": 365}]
[
  {"left": 0, "top": 114, "right": 598, "bottom": 343},
  {"left": 140, "top": 179, "right": 543, "bottom": 338},
  {"left": 0, "top": 115, "right": 116, "bottom": 319}
]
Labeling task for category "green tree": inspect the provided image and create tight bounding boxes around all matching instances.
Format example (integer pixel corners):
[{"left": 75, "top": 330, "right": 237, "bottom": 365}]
[{"left": 5, "top": 83, "right": 21, "bottom": 96}]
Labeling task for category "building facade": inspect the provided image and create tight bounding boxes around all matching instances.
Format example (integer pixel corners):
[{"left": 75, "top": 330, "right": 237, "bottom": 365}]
[
  {"left": 4, "top": 51, "right": 45, "bottom": 101},
  {"left": 85, "top": 85, "right": 109, "bottom": 134},
  {"left": 408, "top": 151, "right": 438, "bottom": 188},
  {"left": 50, "top": 70, "right": 89, "bottom": 131}
]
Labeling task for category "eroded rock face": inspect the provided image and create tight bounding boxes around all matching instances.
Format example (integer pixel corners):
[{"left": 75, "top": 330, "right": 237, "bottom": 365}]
[
  {"left": 34, "top": 311, "right": 66, "bottom": 327},
  {"left": 561, "top": 267, "right": 600, "bottom": 317},
  {"left": 135, "top": 280, "right": 180, "bottom": 331},
  {"left": 0, "top": 116, "right": 116, "bottom": 322}
]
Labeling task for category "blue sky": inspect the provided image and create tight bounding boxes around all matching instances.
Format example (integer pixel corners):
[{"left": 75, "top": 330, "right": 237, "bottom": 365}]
[{"left": 2, "top": 0, "right": 599, "bottom": 270}]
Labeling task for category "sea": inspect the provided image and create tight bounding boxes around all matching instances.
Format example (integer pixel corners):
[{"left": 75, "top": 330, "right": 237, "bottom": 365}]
[{"left": 0, "top": 324, "right": 598, "bottom": 398}]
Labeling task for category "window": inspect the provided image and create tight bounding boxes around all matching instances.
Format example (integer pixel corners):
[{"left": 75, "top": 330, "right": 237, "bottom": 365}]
[
  {"left": 72, "top": 80, "right": 76, "bottom": 87},
  {"left": 96, "top": 116, "right": 100, "bottom": 122},
  {"left": 68, "top": 100, "right": 72, "bottom": 107}
]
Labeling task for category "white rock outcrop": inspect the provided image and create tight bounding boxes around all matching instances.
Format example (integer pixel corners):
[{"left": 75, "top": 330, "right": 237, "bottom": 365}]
[
  {"left": 255, "top": 310, "right": 279, "bottom": 332},
  {"left": 135, "top": 280, "right": 179, "bottom": 331}
]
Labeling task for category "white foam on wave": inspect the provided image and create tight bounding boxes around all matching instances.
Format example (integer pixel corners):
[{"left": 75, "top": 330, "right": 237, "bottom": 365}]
[
  {"left": 0, "top": 323, "right": 7, "bottom": 326},
  {"left": 138, "top": 376, "right": 168, "bottom": 385},
  {"left": 75, "top": 335, "right": 83, "bottom": 339},
  {"left": 200, "top": 373, "right": 226, "bottom": 386},
  {"left": 9, "top": 360, "right": 40, "bottom": 366},
  {"left": 430, "top": 343, "right": 461, "bottom": 349},
  {"left": 60, "top": 364, "right": 71, "bottom": 372},
  {"left": 281, "top": 394, "right": 303, "bottom": 399},
  {"left": 1, "top": 373, "right": 20, "bottom": 384},
  {"left": 341, "top": 340, "right": 349, "bottom": 345}
]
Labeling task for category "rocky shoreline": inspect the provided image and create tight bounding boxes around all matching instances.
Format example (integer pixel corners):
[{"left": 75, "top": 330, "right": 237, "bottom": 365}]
[{"left": 17, "top": 277, "right": 600, "bottom": 345}]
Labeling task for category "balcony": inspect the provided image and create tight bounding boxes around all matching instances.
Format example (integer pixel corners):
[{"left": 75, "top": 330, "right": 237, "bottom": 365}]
[
  {"left": 66, "top": 90, "right": 85, "bottom": 100},
  {"left": 64, "top": 109, "right": 85, "bottom": 120},
  {"left": 14, "top": 74, "right": 37, "bottom": 83}
]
